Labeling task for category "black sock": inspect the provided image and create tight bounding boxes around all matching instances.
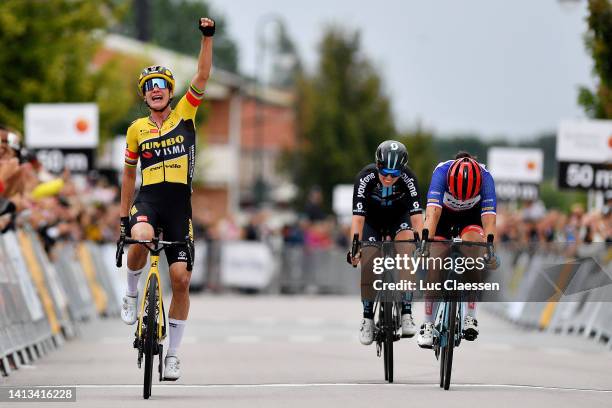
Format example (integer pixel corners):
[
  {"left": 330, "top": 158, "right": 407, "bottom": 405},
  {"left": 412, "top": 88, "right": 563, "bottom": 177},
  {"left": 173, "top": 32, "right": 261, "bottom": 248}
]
[
  {"left": 402, "top": 302, "right": 412, "bottom": 316},
  {"left": 362, "top": 300, "right": 374, "bottom": 319}
]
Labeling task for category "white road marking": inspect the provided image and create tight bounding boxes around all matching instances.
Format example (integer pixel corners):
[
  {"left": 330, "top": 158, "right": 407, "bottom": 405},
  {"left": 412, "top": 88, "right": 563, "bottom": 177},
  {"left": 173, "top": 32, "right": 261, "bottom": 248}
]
[{"left": 45, "top": 383, "right": 612, "bottom": 393}]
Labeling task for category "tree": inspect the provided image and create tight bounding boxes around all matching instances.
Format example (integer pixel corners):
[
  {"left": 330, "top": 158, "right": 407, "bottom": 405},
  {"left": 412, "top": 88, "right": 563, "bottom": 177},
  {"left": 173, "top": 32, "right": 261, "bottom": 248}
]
[
  {"left": 399, "top": 129, "right": 437, "bottom": 199},
  {"left": 0, "top": 0, "right": 136, "bottom": 143},
  {"left": 292, "top": 27, "right": 396, "bottom": 209},
  {"left": 578, "top": 0, "right": 612, "bottom": 118},
  {"left": 114, "top": 0, "right": 239, "bottom": 73}
]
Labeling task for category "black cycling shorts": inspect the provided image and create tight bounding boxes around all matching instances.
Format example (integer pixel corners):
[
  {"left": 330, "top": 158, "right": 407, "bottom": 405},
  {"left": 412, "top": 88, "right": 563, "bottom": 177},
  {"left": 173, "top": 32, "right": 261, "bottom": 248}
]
[
  {"left": 362, "top": 210, "right": 412, "bottom": 242},
  {"left": 435, "top": 205, "right": 483, "bottom": 240},
  {"left": 128, "top": 197, "right": 194, "bottom": 266}
]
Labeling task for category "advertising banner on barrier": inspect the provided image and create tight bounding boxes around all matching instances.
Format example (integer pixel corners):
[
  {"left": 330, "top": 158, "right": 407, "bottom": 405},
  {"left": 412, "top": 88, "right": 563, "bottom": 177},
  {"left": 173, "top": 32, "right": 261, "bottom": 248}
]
[
  {"left": 220, "top": 241, "right": 273, "bottom": 289},
  {"left": 2, "top": 233, "right": 44, "bottom": 321}
]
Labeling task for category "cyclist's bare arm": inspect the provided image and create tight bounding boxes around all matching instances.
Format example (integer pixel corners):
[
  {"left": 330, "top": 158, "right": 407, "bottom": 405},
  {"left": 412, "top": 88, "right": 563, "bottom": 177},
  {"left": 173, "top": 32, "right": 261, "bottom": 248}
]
[
  {"left": 191, "top": 18, "right": 214, "bottom": 91},
  {"left": 482, "top": 213, "right": 496, "bottom": 239},
  {"left": 350, "top": 215, "right": 365, "bottom": 242},
  {"left": 120, "top": 165, "right": 136, "bottom": 218},
  {"left": 423, "top": 205, "right": 442, "bottom": 237},
  {"left": 410, "top": 213, "right": 424, "bottom": 238}
]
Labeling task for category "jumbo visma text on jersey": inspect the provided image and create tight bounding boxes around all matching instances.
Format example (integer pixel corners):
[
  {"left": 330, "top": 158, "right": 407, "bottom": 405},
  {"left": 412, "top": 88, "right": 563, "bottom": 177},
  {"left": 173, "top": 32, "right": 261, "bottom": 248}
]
[{"left": 124, "top": 91, "right": 201, "bottom": 196}]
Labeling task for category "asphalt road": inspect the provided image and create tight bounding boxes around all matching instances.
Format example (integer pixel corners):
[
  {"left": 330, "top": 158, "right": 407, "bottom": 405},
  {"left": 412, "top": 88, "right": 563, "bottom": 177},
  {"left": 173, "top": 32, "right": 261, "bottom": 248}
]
[{"left": 2, "top": 295, "right": 612, "bottom": 407}]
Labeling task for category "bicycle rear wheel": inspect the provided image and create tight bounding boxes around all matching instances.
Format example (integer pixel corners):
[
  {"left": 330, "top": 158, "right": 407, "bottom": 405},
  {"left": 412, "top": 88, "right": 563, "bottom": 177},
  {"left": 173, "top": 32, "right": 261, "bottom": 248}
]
[
  {"left": 443, "top": 301, "right": 457, "bottom": 390},
  {"left": 143, "top": 277, "right": 158, "bottom": 399}
]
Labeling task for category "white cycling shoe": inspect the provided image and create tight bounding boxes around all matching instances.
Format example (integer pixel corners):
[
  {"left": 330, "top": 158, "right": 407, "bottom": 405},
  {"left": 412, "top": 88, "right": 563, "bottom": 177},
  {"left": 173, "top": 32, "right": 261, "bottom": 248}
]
[
  {"left": 359, "top": 318, "right": 374, "bottom": 345},
  {"left": 417, "top": 322, "right": 434, "bottom": 349},
  {"left": 463, "top": 316, "right": 479, "bottom": 341},
  {"left": 164, "top": 355, "right": 181, "bottom": 381},
  {"left": 401, "top": 314, "right": 417, "bottom": 338},
  {"left": 121, "top": 295, "right": 138, "bottom": 325}
]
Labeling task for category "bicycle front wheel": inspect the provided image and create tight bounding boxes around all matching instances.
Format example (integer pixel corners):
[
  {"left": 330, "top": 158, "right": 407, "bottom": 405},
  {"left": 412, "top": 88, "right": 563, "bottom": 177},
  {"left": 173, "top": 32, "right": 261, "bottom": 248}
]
[
  {"left": 143, "top": 277, "right": 158, "bottom": 399},
  {"left": 383, "top": 302, "right": 394, "bottom": 383},
  {"left": 443, "top": 301, "right": 457, "bottom": 390}
]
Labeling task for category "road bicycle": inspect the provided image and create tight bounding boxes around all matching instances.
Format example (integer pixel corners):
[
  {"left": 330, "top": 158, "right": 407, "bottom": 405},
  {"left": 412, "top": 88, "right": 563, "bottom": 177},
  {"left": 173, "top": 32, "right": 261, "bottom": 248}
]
[
  {"left": 350, "top": 234, "right": 418, "bottom": 383},
  {"left": 116, "top": 231, "right": 192, "bottom": 399},
  {"left": 420, "top": 229, "right": 495, "bottom": 390}
]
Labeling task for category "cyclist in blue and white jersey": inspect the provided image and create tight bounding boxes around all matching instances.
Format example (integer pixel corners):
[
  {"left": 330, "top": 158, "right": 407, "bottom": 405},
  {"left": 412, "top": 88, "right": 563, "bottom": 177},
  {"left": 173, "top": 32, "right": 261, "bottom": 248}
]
[{"left": 417, "top": 151, "right": 498, "bottom": 348}]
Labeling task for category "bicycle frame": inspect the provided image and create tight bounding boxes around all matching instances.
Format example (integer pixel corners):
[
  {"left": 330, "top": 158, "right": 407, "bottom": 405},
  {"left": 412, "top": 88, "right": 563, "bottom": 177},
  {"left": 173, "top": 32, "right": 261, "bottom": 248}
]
[{"left": 137, "top": 253, "right": 165, "bottom": 342}]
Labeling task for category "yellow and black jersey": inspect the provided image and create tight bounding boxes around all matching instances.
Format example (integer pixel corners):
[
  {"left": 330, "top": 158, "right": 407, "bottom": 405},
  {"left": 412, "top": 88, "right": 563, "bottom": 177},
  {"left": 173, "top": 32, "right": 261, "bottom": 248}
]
[{"left": 125, "top": 86, "right": 204, "bottom": 200}]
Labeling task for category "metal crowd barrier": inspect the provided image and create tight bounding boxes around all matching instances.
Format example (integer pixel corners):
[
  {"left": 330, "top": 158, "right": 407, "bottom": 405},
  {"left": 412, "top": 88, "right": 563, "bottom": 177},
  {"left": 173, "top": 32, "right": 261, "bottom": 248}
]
[
  {"left": 0, "top": 226, "right": 133, "bottom": 377},
  {"left": 483, "top": 242, "right": 612, "bottom": 349}
]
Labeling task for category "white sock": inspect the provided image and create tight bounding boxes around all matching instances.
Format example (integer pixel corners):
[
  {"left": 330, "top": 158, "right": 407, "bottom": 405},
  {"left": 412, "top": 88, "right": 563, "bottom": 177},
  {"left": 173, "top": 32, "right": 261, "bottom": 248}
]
[
  {"left": 126, "top": 267, "right": 143, "bottom": 297},
  {"left": 167, "top": 319, "right": 186, "bottom": 357}
]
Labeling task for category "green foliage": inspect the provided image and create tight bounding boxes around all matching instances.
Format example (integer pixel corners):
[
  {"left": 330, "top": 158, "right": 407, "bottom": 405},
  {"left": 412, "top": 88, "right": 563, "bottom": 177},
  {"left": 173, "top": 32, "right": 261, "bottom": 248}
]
[
  {"left": 0, "top": 0, "right": 136, "bottom": 143},
  {"left": 539, "top": 180, "right": 587, "bottom": 212},
  {"left": 399, "top": 129, "right": 436, "bottom": 198},
  {"left": 114, "top": 0, "right": 239, "bottom": 73},
  {"left": 579, "top": 0, "right": 612, "bottom": 118},
  {"left": 292, "top": 27, "right": 396, "bottom": 208}
]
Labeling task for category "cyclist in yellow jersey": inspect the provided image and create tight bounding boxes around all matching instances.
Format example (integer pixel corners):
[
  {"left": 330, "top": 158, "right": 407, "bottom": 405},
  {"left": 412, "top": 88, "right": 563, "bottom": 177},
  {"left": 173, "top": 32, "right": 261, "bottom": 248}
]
[{"left": 118, "top": 17, "right": 215, "bottom": 381}]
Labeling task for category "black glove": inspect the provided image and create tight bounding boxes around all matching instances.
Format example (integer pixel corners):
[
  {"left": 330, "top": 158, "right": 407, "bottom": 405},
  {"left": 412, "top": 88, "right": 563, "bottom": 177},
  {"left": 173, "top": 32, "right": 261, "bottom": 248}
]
[
  {"left": 199, "top": 18, "right": 216, "bottom": 37},
  {"left": 119, "top": 216, "right": 130, "bottom": 240}
]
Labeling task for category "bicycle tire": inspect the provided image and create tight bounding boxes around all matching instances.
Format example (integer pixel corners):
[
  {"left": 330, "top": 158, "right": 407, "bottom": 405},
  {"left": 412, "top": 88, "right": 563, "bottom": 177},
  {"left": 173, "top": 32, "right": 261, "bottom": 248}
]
[
  {"left": 379, "top": 304, "right": 388, "bottom": 381},
  {"left": 439, "top": 334, "right": 446, "bottom": 388},
  {"left": 438, "top": 302, "right": 446, "bottom": 388},
  {"left": 443, "top": 301, "right": 457, "bottom": 390},
  {"left": 383, "top": 302, "right": 394, "bottom": 383},
  {"left": 143, "top": 277, "right": 158, "bottom": 399}
]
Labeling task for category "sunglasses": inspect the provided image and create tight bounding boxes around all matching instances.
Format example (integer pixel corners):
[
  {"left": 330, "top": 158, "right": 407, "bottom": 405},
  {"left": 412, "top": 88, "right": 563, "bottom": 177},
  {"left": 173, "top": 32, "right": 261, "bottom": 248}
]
[
  {"left": 379, "top": 168, "right": 401, "bottom": 177},
  {"left": 143, "top": 78, "right": 170, "bottom": 93}
]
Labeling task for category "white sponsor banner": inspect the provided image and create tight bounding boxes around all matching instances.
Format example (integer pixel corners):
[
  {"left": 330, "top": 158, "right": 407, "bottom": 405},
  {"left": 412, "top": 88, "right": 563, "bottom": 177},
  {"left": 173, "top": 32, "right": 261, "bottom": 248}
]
[
  {"left": 220, "top": 241, "right": 273, "bottom": 289},
  {"left": 3, "top": 232, "right": 45, "bottom": 321},
  {"left": 488, "top": 147, "right": 543, "bottom": 183},
  {"left": 557, "top": 119, "right": 612, "bottom": 163},
  {"left": 25, "top": 103, "right": 99, "bottom": 148}
]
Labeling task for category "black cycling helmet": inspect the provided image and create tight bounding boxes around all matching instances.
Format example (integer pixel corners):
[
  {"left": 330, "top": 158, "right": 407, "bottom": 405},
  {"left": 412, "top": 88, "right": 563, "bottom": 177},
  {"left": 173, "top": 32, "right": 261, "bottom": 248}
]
[{"left": 375, "top": 140, "right": 408, "bottom": 176}]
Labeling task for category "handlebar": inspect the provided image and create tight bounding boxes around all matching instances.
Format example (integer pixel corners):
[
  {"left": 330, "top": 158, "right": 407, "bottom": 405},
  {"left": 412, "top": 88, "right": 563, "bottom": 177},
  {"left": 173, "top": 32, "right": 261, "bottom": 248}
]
[{"left": 116, "top": 236, "right": 193, "bottom": 272}]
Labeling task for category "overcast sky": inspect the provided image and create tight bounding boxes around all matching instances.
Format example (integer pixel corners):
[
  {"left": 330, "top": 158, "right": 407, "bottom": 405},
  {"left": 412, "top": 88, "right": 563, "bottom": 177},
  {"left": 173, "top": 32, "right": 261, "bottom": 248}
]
[{"left": 208, "top": 0, "right": 592, "bottom": 140}]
